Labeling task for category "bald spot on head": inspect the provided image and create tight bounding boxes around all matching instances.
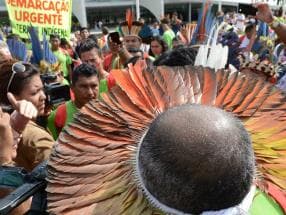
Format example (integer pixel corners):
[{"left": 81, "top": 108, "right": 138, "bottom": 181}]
[{"left": 138, "top": 104, "right": 254, "bottom": 214}]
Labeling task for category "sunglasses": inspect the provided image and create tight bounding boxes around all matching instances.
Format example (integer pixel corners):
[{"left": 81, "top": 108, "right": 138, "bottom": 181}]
[{"left": 7, "top": 62, "right": 26, "bottom": 93}]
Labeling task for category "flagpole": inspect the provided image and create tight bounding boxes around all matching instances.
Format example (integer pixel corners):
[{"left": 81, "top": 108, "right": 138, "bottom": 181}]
[{"left": 136, "top": 0, "right": 140, "bottom": 20}]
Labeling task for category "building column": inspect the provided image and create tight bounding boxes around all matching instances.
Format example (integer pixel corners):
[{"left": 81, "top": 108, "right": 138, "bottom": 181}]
[
  {"left": 141, "top": 0, "right": 164, "bottom": 21},
  {"left": 188, "top": 3, "right": 192, "bottom": 22},
  {"left": 218, "top": 0, "right": 222, "bottom": 12},
  {"left": 72, "top": 0, "right": 87, "bottom": 27}
]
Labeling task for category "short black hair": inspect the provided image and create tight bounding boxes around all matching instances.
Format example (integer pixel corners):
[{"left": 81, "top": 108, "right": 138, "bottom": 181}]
[
  {"left": 60, "top": 37, "right": 69, "bottom": 46},
  {"left": 87, "top": 34, "right": 98, "bottom": 45},
  {"left": 50, "top": 34, "right": 60, "bottom": 40},
  {"left": 137, "top": 104, "right": 254, "bottom": 214},
  {"left": 101, "top": 26, "right": 109, "bottom": 35},
  {"left": 71, "top": 63, "right": 98, "bottom": 85},
  {"left": 245, "top": 23, "right": 255, "bottom": 33},
  {"left": 80, "top": 27, "right": 89, "bottom": 33},
  {"left": 153, "top": 46, "right": 197, "bottom": 66},
  {"left": 78, "top": 39, "right": 101, "bottom": 57}
]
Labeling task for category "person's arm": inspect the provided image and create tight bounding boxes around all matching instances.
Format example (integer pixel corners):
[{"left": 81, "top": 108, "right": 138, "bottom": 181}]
[
  {"left": 255, "top": 3, "right": 286, "bottom": 44},
  {"left": 0, "top": 93, "right": 38, "bottom": 165},
  {"left": 0, "top": 108, "right": 13, "bottom": 165},
  {"left": 245, "top": 30, "right": 257, "bottom": 53},
  {"left": 7, "top": 93, "right": 37, "bottom": 132},
  {"left": 111, "top": 42, "right": 133, "bottom": 68},
  {"left": 95, "top": 55, "right": 109, "bottom": 80},
  {"left": 66, "top": 54, "right": 73, "bottom": 82}
]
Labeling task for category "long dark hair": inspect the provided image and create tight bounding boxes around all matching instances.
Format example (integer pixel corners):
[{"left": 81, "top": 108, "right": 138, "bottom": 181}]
[
  {"left": 0, "top": 60, "right": 39, "bottom": 106},
  {"left": 148, "top": 36, "right": 168, "bottom": 57}
]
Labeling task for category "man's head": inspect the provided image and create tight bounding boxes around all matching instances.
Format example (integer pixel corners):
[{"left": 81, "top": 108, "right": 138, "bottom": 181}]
[
  {"left": 74, "top": 30, "right": 81, "bottom": 41},
  {"left": 50, "top": 34, "right": 61, "bottom": 50},
  {"left": 245, "top": 23, "right": 256, "bottom": 39},
  {"left": 101, "top": 26, "right": 109, "bottom": 36},
  {"left": 139, "top": 17, "right": 145, "bottom": 25},
  {"left": 123, "top": 36, "right": 142, "bottom": 50},
  {"left": 71, "top": 63, "right": 98, "bottom": 108},
  {"left": 80, "top": 27, "right": 90, "bottom": 41},
  {"left": 152, "top": 21, "right": 159, "bottom": 29},
  {"left": 172, "top": 12, "right": 178, "bottom": 19},
  {"left": 88, "top": 34, "right": 98, "bottom": 45},
  {"left": 136, "top": 104, "right": 255, "bottom": 214},
  {"left": 154, "top": 46, "right": 197, "bottom": 66},
  {"left": 79, "top": 39, "right": 102, "bottom": 69},
  {"left": 160, "top": 18, "right": 171, "bottom": 31},
  {"left": 172, "top": 37, "right": 184, "bottom": 49}
]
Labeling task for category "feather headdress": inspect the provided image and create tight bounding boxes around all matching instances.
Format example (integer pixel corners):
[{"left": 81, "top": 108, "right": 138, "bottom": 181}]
[
  {"left": 28, "top": 26, "right": 59, "bottom": 73},
  {"left": 192, "top": 1, "right": 229, "bottom": 70},
  {"left": 28, "top": 26, "right": 43, "bottom": 65},
  {"left": 120, "top": 9, "right": 143, "bottom": 39},
  {"left": 47, "top": 61, "right": 286, "bottom": 214},
  {"left": 6, "top": 37, "right": 27, "bottom": 61}
]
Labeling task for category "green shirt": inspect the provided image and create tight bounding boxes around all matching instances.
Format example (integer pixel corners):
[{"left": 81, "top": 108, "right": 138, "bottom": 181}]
[
  {"left": 53, "top": 50, "right": 72, "bottom": 78},
  {"left": 47, "top": 100, "right": 78, "bottom": 140},
  {"left": 163, "top": 29, "right": 175, "bottom": 49},
  {"left": 250, "top": 189, "right": 284, "bottom": 215}
]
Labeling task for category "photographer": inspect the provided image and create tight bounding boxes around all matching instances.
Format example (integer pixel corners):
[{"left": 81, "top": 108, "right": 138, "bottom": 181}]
[{"left": 0, "top": 60, "right": 54, "bottom": 172}]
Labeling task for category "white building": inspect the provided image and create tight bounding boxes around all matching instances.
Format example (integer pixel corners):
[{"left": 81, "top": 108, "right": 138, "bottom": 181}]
[{"left": 0, "top": 0, "right": 281, "bottom": 28}]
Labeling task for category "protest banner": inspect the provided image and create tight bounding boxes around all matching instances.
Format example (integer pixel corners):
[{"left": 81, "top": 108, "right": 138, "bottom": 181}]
[{"left": 5, "top": 0, "right": 72, "bottom": 39}]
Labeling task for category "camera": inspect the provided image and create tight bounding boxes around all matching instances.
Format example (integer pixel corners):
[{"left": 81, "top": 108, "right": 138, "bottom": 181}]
[{"left": 40, "top": 73, "right": 70, "bottom": 106}]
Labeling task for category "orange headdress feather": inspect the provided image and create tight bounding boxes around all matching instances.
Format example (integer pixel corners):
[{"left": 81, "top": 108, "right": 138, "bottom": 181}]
[
  {"left": 47, "top": 62, "right": 286, "bottom": 214},
  {"left": 126, "top": 8, "right": 133, "bottom": 34}
]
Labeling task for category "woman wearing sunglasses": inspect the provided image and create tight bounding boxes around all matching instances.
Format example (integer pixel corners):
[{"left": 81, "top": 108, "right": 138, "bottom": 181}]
[{"left": 0, "top": 60, "right": 54, "bottom": 172}]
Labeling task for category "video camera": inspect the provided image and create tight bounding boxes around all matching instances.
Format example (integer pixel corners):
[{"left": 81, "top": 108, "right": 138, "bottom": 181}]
[
  {"left": 40, "top": 73, "right": 70, "bottom": 106},
  {"left": 0, "top": 161, "right": 48, "bottom": 214}
]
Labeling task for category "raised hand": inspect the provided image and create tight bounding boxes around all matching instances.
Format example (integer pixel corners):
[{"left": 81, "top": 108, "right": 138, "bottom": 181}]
[
  {"left": 7, "top": 92, "right": 38, "bottom": 120},
  {"left": 7, "top": 92, "right": 38, "bottom": 133},
  {"left": 254, "top": 2, "right": 274, "bottom": 24}
]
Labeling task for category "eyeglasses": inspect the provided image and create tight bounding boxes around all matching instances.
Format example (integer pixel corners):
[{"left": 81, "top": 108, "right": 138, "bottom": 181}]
[{"left": 7, "top": 62, "right": 26, "bottom": 93}]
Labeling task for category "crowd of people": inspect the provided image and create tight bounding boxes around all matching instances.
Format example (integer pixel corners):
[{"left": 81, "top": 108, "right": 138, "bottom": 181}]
[{"left": 0, "top": 2, "right": 286, "bottom": 214}]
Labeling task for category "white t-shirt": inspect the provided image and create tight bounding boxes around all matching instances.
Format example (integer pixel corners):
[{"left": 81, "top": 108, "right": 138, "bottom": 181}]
[{"left": 239, "top": 36, "right": 250, "bottom": 49}]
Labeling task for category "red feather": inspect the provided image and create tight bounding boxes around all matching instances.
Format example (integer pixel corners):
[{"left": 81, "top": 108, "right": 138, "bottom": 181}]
[
  {"left": 197, "top": 1, "right": 210, "bottom": 42},
  {"left": 126, "top": 9, "right": 133, "bottom": 34}
]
